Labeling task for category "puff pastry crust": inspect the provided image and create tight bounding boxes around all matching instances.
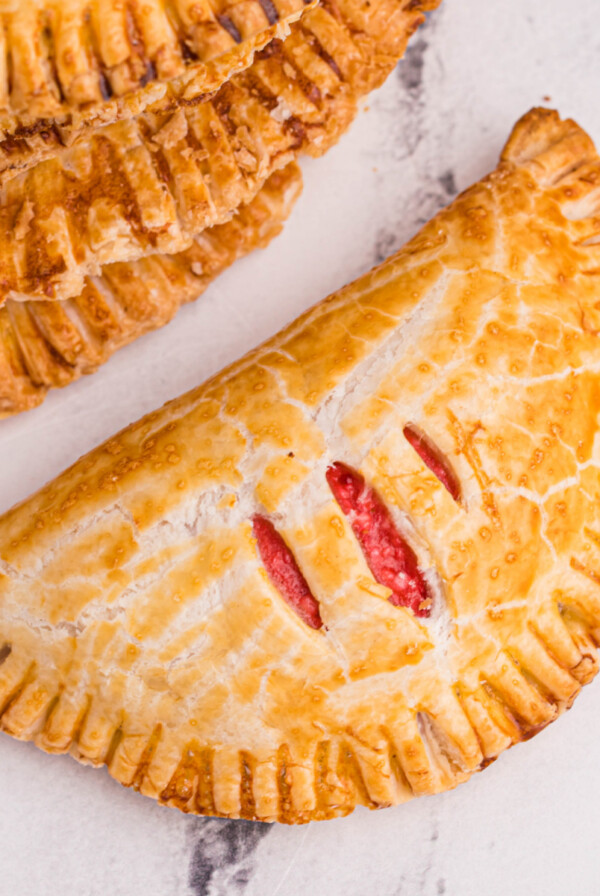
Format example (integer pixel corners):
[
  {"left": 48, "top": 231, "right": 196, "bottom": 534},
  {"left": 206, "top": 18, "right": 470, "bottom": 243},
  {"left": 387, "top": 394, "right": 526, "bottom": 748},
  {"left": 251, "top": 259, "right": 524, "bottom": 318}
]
[
  {"left": 0, "top": 0, "right": 439, "bottom": 303},
  {"left": 6, "top": 108, "right": 599, "bottom": 825},
  {"left": 0, "top": 0, "right": 314, "bottom": 180},
  {"left": 0, "top": 0, "right": 437, "bottom": 412},
  {"left": 0, "top": 162, "right": 303, "bottom": 416}
]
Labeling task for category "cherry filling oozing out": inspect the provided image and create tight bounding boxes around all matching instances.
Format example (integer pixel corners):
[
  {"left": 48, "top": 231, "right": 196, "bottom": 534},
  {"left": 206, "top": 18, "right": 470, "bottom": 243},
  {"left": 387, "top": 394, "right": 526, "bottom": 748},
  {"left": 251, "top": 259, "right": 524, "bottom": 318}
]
[
  {"left": 326, "top": 462, "right": 432, "bottom": 618},
  {"left": 252, "top": 515, "right": 323, "bottom": 629},
  {"left": 403, "top": 424, "right": 461, "bottom": 503}
]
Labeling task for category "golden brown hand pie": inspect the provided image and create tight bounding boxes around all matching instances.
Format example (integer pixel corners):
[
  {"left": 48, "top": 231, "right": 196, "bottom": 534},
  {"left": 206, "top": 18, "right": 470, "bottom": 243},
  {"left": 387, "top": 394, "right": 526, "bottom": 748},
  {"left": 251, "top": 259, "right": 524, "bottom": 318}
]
[
  {"left": 4, "top": 107, "right": 599, "bottom": 825},
  {"left": 0, "top": 0, "right": 439, "bottom": 304},
  {"left": 0, "top": 0, "right": 314, "bottom": 181},
  {"left": 0, "top": 0, "right": 439, "bottom": 412},
  {"left": 0, "top": 162, "right": 303, "bottom": 416}
]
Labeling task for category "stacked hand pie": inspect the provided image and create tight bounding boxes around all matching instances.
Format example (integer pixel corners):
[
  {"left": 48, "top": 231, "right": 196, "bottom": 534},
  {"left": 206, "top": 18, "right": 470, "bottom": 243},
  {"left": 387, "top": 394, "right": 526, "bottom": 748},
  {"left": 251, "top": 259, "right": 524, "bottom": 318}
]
[{"left": 0, "top": 0, "right": 440, "bottom": 416}]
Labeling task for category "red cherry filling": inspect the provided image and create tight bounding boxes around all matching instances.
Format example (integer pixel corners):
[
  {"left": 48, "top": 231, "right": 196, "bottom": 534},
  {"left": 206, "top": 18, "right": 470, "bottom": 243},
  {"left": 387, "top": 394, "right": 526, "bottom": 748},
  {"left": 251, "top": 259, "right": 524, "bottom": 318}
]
[
  {"left": 403, "top": 424, "right": 461, "bottom": 503},
  {"left": 252, "top": 515, "right": 323, "bottom": 629},
  {"left": 326, "top": 462, "right": 432, "bottom": 618}
]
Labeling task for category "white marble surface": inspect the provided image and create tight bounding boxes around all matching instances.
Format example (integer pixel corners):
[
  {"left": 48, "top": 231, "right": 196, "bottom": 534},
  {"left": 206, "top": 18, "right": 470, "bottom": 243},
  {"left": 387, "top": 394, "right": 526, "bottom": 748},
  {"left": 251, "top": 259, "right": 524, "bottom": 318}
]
[{"left": 2, "top": 1, "right": 600, "bottom": 893}]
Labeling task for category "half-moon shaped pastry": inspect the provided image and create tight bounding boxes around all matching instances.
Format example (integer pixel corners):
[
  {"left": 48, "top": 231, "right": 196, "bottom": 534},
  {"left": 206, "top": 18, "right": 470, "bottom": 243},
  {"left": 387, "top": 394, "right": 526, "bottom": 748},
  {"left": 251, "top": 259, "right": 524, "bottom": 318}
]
[
  {"left": 3, "top": 108, "right": 598, "bottom": 824},
  {"left": 0, "top": 0, "right": 439, "bottom": 304},
  {"left": 0, "top": 0, "right": 439, "bottom": 413},
  {"left": 0, "top": 0, "right": 315, "bottom": 181}
]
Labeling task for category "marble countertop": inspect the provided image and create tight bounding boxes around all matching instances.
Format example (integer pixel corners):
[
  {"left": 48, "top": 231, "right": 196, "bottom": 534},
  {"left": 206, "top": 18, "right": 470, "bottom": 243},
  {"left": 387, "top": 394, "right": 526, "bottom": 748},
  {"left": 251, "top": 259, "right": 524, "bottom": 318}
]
[{"left": 2, "top": 1, "right": 600, "bottom": 893}]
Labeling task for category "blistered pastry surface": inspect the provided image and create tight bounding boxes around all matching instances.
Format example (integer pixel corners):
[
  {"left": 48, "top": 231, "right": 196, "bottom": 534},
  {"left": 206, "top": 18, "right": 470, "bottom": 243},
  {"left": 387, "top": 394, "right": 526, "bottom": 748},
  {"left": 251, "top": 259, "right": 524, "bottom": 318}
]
[
  {"left": 0, "top": 0, "right": 315, "bottom": 176},
  {"left": 0, "top": 0, "right": 435, "bottom": 406},
  {"left": 4, "top": 107, "right": 599, "bottom": 824},
  {"left": 0, "top": 163, "right": 303, "bottom": 416},
  {"left": 0, "top": 0, "right": 433, "bottom": 303}
]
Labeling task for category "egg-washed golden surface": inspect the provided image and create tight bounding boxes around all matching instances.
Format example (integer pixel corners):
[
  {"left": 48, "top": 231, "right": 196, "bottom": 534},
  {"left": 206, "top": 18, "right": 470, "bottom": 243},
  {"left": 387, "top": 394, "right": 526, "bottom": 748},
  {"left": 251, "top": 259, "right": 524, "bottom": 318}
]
[
  {"left": 3, "top": 108, "right": 600, "bottom": 823},
  {"left": 0, "top": 0, "right": 440, "bottom": 304},
  {"left": 0, "top": 0, "right": 315, "bottom": 180},
  {"left": 0, "top": 0, "right": 438, "bottom": 412},
  {"left": 0, "top": 162, "right": 303, "bottom": 417}
]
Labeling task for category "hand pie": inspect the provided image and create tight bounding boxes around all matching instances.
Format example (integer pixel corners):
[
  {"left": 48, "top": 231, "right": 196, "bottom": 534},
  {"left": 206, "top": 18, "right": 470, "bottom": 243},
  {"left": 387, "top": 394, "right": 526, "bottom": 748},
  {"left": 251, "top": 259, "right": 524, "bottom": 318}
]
[
  {"left": 0, "top": 163, "right": 303, "bottom": 417},
  {"left": 0, "top": 0, "right": 439, "bottom": 304},
  {"left": 0, "top": 0, "right": 314, "bottom": 181},
  {"left": 4, "top": 108, "right": 599, "bottom": 824},
  {"left": 0, "top": 0, "right": 438, "bottom": 410}
]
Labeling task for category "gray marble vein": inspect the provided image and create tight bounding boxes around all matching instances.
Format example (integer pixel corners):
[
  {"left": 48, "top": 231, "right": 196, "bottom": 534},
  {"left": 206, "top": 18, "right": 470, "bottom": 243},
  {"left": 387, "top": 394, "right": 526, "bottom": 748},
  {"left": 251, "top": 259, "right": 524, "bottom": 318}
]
[{"left": 187, "top": 819, "right": 272, "bottom": 896}]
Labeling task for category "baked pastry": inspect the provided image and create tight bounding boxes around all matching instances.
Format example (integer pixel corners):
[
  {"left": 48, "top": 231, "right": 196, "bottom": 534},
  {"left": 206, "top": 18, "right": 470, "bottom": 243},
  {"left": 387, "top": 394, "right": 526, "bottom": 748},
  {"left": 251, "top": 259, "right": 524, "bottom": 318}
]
[
  {"left": 0, "top": 162, "right": 303, "bottom": 416},
  {"left": 0, "top": 0, "right": 440, "bottom": 304},
  {"left": 5, "top": 107, "right": 598, "bottom": 825},
  {"left": 0, "top": 0, "right": 439, "bottom": 410},
  {"left": 0, "top": 0, "right": 314, "bottom": 181}
]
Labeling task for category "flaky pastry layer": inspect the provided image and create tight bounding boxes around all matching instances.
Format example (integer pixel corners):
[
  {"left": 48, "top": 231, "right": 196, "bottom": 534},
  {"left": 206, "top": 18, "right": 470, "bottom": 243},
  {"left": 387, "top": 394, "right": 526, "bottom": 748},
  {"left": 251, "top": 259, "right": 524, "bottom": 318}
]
[
  {"left": 2, "top": 108, "right": 600, "bottom": 823},
  {"left": 0, "top": 163, "right": 303, "bottom": 416},
  {"left": 0, "top": 0, "right": 314, "bottom": 179},
  {"left": 0, "top": 0, "right": 439, "bottom": 303},
  {"left": 0, "top": 0, "right": 439, "bottom": 412}
]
